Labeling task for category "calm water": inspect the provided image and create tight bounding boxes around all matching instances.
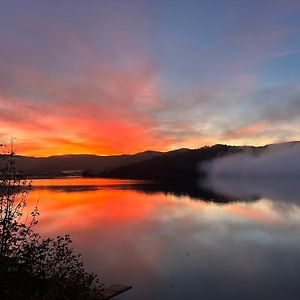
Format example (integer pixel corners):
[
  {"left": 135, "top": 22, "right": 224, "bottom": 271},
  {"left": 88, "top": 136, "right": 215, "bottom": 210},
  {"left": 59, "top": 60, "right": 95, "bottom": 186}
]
[{"left": 29, "top": 178, "right": 300, "bottom": 300}]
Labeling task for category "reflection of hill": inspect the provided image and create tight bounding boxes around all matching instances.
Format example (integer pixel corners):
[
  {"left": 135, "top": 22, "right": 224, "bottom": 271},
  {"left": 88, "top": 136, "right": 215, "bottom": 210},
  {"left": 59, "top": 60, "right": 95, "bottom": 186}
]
[
  {"left": 32, "top": 181, "right": 257, "bottom": 203},
  {"left": 32, "top": 185, "right": 101, "bottom": 192},
  {"left": 30, "top": 176, "right": 300, "bottom": 205},
  {"left": 129, "top": 181, "right": 252, "bottom": 203}
]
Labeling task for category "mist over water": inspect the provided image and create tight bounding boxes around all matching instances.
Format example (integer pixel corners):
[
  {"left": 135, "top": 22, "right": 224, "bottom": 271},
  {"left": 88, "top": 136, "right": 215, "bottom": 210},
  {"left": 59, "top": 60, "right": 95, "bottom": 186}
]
[
  {"left": 200, "top": 143, "right": 300, "bottom": 203},
  {"left": 200, "top": 177, "right": 300, "bottom": 204},
  {"left": 203, "top": 142, "right": 300, "bottom": 178}
]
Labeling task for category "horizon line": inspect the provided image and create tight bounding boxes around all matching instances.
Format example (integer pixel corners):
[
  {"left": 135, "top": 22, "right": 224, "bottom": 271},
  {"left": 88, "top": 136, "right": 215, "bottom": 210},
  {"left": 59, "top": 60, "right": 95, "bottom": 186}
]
[{"left": 11, "top": 140, "right": 300, "bottom": 159}]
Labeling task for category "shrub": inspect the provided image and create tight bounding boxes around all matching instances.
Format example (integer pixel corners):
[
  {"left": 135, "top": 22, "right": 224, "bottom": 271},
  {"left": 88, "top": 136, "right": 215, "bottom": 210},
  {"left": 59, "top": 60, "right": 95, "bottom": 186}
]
[{"left": 0, "top": 142, "right": 104, "bottom": 299}]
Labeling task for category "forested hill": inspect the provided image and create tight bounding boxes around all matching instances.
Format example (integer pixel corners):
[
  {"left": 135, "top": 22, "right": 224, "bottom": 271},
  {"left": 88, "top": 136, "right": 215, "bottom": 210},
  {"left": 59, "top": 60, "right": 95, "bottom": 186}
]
[
  {"left": 92, "top": 141, "right": 300, "bottom": 181},
  {"left": 10, "top": 141, "right": 299, "bottom": 179},
  {"left": 13, "top": 151, "right": 162, "bottom": 177},
  {"left": 92, "top": 144, "right": 255, "bottom": 181}
]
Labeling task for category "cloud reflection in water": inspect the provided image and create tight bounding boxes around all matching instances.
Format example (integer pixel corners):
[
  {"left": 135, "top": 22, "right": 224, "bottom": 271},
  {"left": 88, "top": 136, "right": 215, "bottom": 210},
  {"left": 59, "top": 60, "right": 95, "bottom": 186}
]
[{"left": 29, "top": 178, "right": 300, "bottom": 300}]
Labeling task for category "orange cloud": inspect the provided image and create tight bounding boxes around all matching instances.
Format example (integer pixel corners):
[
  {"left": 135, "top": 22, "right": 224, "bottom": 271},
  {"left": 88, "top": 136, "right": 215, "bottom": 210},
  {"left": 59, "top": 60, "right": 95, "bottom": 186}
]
[
  {"left": 223, "top": 121, "right": 269, "bottom": 140},
  {"left": 0, "top": 52, "right": 172, "bottom": 156}
]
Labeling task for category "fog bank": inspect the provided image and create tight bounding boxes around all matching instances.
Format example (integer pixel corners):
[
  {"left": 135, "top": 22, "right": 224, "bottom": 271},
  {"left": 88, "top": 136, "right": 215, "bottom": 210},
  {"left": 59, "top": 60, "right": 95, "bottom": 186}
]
[
  {"left": 203, "top": 142, "right": 300, "bottom": 178},
  {"left": 200, "top": 142, "right": 300, "bottom": 203}
]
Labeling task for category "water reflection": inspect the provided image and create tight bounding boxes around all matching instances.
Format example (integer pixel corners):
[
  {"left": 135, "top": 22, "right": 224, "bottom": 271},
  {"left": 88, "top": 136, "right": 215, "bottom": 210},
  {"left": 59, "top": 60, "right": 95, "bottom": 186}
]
[
  {"left": 202, "top": 176, "right": 300, "bottom": 204},
  {"left": 31, "top": 178, "right": 242, "bottom": 202},
  {"left": 29, "top": 178, "right": 300, "bottom": 300}
]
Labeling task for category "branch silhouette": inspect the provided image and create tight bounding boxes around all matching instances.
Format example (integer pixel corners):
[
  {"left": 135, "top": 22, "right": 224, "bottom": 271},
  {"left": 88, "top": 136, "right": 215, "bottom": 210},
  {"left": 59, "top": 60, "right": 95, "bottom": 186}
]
[{"left": 0, "top": 142, "right": 104, "bottom": 300}]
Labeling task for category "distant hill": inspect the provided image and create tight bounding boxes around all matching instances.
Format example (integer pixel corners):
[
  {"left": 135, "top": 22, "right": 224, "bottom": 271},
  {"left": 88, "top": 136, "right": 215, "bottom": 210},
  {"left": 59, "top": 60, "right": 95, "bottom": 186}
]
[
  {"left": 12, "top": 141, "right": 300, "bottom": 180},
  {"left": 93, "top": 144, "right": 251, "bottom": 181},
  {"left": 14, "top": 151, "right": 162, "bottom": 177},
  {"left": 92, "top": 141, "right": 300, "bottom": 181}
]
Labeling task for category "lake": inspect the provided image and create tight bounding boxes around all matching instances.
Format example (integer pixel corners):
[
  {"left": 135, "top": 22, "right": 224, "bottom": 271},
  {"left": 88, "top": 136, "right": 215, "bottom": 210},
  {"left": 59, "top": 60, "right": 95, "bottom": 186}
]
[{"left": 29, "top": 178, "right": 300, "bottom": 300}]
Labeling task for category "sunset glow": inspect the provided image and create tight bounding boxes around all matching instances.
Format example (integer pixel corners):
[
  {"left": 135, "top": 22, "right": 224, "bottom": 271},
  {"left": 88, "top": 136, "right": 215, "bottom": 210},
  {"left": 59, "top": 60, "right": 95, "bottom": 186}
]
[{"left": 1, "top": 1, "right": 300, "bottom": 156}]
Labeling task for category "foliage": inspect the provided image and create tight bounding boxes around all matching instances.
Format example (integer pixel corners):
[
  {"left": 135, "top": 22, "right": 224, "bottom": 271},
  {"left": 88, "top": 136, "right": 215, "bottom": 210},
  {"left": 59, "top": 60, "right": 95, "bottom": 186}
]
[{"left": 0, "top": 142, "right": 104, "bottom": 299}]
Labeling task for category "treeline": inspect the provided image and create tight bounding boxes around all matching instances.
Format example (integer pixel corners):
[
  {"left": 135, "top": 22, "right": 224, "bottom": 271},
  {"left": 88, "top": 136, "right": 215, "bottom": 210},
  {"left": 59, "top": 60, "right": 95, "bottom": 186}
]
[{"left": 87, "top": 144, "right": 256, "bottom": 181}]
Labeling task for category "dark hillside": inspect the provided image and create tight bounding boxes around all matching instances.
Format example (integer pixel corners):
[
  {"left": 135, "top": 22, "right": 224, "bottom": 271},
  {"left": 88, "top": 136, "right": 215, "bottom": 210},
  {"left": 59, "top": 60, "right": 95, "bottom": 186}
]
[
  {"left": 13, "top": 151, "right": 162, "bottom": 177},
  {"left": 96, "top": 144, "right": 253, "bottom": 181}
]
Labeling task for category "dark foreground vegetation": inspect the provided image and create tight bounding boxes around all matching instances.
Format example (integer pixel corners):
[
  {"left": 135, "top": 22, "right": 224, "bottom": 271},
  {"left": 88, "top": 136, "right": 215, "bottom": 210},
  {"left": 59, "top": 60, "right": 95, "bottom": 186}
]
[{"left": 0, "top": 143, "right": 104, "bottom": 299}]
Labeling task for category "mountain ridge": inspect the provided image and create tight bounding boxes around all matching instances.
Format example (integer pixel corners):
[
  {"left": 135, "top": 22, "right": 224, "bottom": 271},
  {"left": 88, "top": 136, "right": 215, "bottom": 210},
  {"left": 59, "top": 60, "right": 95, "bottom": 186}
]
[
  {"left": 92, "top": 141, "right": 300, "bottom": 181},
  {"left": 10, "top": 141, "right": 300, "bottom": 179}
]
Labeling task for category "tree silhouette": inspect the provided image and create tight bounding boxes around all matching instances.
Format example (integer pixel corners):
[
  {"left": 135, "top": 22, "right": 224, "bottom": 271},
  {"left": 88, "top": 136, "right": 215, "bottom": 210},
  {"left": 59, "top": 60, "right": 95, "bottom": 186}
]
[{"left": 0, "top": 141, "right": 104, "bottom": 299}]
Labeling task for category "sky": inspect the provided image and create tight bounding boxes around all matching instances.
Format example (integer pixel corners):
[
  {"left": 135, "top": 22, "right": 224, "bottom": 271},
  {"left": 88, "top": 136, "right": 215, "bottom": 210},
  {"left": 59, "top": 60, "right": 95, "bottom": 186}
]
[{"left": 0, "top": 0, "right": 300, "bottom": 156}]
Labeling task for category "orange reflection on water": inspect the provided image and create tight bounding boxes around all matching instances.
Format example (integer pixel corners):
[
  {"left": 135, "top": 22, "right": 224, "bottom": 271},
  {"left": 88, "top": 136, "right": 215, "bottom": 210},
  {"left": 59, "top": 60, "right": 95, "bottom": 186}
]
[
  {"left": 24, "top": 178, "right": 300, "bottom": 299},
  {"left": 27, "top": 178, "right": 296, "bottom": 237},
  {"left": 223, "top": 201, "right": 279, "bottom": 224},
  {"left": 31, "top": 188, "right": 165, "bottom": 233},
  {"left": 32, "top": 178, "right": 148, "bottom": 187}
]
